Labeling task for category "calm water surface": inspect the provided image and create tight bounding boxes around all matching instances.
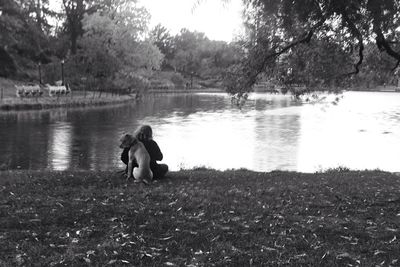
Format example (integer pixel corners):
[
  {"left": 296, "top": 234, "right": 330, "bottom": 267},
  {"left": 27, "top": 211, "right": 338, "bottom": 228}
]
[{"left": 0, "top": 91, "right": 399, "bottom": 172}]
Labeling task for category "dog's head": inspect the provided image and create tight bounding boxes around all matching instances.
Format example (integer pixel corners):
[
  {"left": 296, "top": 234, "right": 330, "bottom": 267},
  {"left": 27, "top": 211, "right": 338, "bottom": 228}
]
[{"left": 119, "top": 134, "right": 138, "bottom": 149}]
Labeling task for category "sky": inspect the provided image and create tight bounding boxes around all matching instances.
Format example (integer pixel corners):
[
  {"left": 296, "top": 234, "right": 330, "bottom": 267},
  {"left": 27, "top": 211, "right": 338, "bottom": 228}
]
[
  {"left": 139, "top": 0, "right": 245, "bottom": 42},
  {"left": 49, "top": 0, "right": 244, "bottom": 42}
]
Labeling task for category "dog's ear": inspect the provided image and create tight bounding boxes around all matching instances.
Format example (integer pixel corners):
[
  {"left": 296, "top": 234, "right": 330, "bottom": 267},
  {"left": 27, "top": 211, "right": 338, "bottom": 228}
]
[
  {"left": 131, "top": 137, "right": 138, "bottom": 146},
  {"left": 119, "top": 134, "right": 132, "bottom": 148}
]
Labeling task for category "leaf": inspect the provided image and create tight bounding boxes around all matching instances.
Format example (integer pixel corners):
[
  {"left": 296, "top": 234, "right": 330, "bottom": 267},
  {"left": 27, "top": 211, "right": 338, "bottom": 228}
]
[
  {"left": 141, "top": 252, "right": 153, "bottom": 258},
  {"left": 294, "top": 253, "right": 307, "bottom": 258},
  {"left": 340, "top": 235, "right": 352, "bottom": 241},
  {"left": 86, "top": 250, "right": 95, "bottom": 256},
  {"left": 336, "top": 252, "right": 351, "bottom": 259},
  {"left": 374, "top": 250, "right": 385, "bottom": 256},
  {"left": 159, "top": 236, "right": 173, "bottom": 241},
  {"left": 261, "top": 246, "right": 277, "bottom": 252},
  {"left": 107, "top": 260, "right": 117, "bottom": 265}
]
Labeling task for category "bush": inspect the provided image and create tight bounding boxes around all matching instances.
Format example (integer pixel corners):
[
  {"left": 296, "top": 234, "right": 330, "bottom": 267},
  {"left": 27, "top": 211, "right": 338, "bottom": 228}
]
[
  {"left": 169, "top": 72, "right": 185, "bottom": 89},
  {"left": 113, "top": 70, "right": 150, "bottom": 94},
  {"left": 42, "top": 62, "right": 63, "bottom": 85}
]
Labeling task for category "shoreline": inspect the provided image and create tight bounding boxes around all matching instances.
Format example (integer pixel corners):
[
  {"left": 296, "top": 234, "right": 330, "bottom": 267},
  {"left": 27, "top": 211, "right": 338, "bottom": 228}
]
[
  {"left": 1, "top": 169, "right": 400, "bottom": 265},
  {"left": 0, "top": 89, "right": 226, "bottom": 112},
  {"left": 2, "top": 87, "right": 399, "bottom": 111},
  {"left": 0, "top": 93, "right": 136, "bottom": 111}
]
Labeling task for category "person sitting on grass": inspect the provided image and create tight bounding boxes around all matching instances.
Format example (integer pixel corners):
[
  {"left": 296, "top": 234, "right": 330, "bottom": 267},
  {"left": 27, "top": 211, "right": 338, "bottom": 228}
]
[
  {"left": 121, "top": 125, "right": 168, "bottom": 180},
  {"left": 119, "top": 134, "right": 152, "bottom": 184}
]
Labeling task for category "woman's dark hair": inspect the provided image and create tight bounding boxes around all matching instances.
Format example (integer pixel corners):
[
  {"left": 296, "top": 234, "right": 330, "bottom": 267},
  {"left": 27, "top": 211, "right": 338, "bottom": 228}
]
[{"left": 135, "top": 125, "right": 153, "bottom": 141}]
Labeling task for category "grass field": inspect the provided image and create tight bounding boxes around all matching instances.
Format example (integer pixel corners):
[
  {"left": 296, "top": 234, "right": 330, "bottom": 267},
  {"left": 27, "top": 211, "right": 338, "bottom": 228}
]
[{"left": 1, "top": 169, "right": 399, "bottom": 266}]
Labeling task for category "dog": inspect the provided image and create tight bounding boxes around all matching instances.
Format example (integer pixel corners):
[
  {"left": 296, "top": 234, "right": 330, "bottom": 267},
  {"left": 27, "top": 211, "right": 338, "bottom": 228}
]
[{"left": 119, "top": 134, "right": 153, "bottom": 183}]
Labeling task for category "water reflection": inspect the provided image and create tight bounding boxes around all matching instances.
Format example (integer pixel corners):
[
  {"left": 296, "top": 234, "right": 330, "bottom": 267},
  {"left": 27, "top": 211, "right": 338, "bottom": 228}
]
[
  {"left": 252, "top": 96, "right": 301, "bottom": 170},
  {"left": 0, "top": 92, "right": 400, "bottom": 172},
  {"left": 48, "top": 122, "right": 72, "bottom": 170},
  {"left": 296, "top": 92, "right": 400, "bottom": 172}
]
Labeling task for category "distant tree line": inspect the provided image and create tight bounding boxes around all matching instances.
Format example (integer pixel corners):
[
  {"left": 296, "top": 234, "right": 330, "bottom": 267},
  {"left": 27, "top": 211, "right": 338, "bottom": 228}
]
[
  {"left": 2, "top": 0, "right": 399, "bottom": 95},
  {"left": 0, "top": 0, "right": 242, "bottom": 93}
]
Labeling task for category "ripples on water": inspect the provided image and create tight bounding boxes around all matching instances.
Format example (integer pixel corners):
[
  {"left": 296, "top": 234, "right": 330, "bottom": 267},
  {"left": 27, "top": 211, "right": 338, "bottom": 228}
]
[{"left": 0, "top": 91, "right": 399, "bottom": 172}]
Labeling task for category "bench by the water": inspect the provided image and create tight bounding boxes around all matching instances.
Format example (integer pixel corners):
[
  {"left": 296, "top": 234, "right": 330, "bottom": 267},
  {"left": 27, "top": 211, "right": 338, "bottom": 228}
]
[
  {"left": 16, "top": 83, "right": 71, "bottom": 98},
  {"left": 46, "top": 84, "right": 71, "bottom": 97},
  {"left": 15, "top": 85, "right": 43, "bottom": 97}
]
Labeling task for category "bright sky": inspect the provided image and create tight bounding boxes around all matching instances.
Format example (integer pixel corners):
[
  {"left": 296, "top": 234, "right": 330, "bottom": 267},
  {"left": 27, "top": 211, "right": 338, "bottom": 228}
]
[
  {"left": 139, "top": 0, "right": 244, "bottom": 42},
  {"left": 49, "top": 0, "right": 244, "bottom": 42}
]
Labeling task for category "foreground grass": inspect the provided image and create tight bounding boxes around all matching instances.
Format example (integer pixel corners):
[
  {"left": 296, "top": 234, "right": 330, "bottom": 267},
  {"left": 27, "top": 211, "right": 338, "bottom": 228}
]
[{"left": 0, "top": 169, "right": 400, "bottom": 266}]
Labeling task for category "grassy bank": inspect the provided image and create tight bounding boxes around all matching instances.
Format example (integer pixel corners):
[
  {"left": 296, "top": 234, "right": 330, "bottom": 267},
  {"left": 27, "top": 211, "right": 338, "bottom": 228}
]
[
  {"left": 0, "top": 93, "right": 135, "bottom": 111},
  {"left": 1, "top": 169, "right": 400, "bottom": 266},
  {"left": 0, "top": 77, "right": 135, "bottom": 111}
]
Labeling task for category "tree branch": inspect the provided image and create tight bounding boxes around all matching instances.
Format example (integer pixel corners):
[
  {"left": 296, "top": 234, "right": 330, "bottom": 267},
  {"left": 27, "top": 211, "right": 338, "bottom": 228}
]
[
  {"left": 374, "top": 27, "right": 400, "bottom": 62},
  {"left": 251, "top": 19, "right": 326, "bottom": 82},
  {"left": 392, "top": 60, "right": 400, "bottom": 72},
  {"left": 341, "top": 10, "right": 364, "bottom": 75}
]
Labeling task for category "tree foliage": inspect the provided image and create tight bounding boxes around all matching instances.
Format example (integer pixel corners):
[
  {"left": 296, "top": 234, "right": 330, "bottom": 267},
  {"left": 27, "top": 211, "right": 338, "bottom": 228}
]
[
  {"left": 69, "top": 2, "right": 162, "bottom": 91},
  {"left": 149, "top": 24, "right": 175, "bottom": 66},
  {"left": 157, "top": 28, "right": 241, "bottom": 81},
  {"left": 0, "top": 0, "right": 53, "bottom": 77},
  {"left": 227, "top": 0, "right": 400, "bottom": 95}
]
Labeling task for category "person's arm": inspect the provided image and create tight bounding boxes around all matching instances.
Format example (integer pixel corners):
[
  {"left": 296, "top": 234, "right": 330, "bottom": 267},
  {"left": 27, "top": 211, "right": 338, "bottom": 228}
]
[
  {"left": 150, "top": 140, "right": 163, "bottom": 161},
  {"left": 127, "top": 149, "right": 134, "bottom": 180},
  {"left": 121, "top": 148, "right": 129, "bottom": 165}
]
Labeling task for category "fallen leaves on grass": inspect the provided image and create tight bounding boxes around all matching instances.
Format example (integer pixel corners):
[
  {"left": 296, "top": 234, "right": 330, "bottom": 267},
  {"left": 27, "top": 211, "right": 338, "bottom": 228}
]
[{"left": 1, "top": 170, "right": 400, "bottom": 265}]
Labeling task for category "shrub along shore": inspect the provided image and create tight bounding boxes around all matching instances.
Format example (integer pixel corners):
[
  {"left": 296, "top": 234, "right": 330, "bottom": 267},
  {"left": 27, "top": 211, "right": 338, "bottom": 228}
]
[{"left": 0, "top": 169, "right": 399, "bottom": 266}]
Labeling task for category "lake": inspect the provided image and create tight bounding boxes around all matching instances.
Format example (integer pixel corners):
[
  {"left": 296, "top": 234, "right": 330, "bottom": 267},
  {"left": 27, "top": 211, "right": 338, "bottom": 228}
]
[{"left": 0, "top": 91, "right": 399, "bottom": 173}]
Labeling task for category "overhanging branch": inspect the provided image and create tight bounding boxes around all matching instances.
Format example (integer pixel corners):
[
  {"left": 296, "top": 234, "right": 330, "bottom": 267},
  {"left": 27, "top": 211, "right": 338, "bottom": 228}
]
[
  {"left": 392, "top": 60, "right": 400, "bottom": 72},
  {"left": 243, "top": 18, "right": 326, "bottom": 90},
  {"left": 374, "top": 27, "right": 400, "bottom": 62},
  {"left": 341, "top": 10, "right": 364, "bottom": 76}
]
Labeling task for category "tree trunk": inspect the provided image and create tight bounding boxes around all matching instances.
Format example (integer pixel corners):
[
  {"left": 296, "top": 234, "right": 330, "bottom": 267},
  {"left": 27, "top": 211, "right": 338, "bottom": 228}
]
[
  {"left": 36, "top": 0, "right": 42, "bottom": 31},
  {"left": 0, "top": 47, "right": 17, "bottom": 77},
  {"left": 64, "top": 0, "right": 84, "bottom": 55}
]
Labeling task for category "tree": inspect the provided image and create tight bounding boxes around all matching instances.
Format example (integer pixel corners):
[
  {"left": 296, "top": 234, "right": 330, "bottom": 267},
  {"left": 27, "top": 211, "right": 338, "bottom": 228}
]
[
  {"left": 61, "top": 0, "right": 151, "bottom": 55},
  {"left": 71, "top": 2, "right": 162, "bottom": 90},
  {"left": 223, "top": 0, "right": 400, "bottom": 95},
  {"left": 0, "top": 0, "right": 52, "bottom": 77},
  {"left": 150, "top": 24, "right": 175, "bottom": 67},
  {"left": 171, "top": 29, "right": 206, "bottom": 75},
  {"left": 15, "top": 0, "right": 56, "bottom": 34},
  {"left": 62, "top": 0, "right": 87, "bottom": 55}
]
